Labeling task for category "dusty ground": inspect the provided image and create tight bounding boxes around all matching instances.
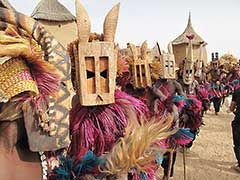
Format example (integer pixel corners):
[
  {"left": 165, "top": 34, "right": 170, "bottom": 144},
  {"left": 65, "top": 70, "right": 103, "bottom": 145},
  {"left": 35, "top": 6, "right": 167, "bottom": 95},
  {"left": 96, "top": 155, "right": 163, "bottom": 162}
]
[{"left": 158, "top": 106, "right": 240, "bottom": 180}]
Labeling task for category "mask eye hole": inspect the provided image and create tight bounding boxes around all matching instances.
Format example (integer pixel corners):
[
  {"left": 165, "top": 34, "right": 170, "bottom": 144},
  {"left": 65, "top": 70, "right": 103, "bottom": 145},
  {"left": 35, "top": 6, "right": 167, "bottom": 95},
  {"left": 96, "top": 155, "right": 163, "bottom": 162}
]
[
  {"left": 190, "top": 70, "right": 192, "bottom": 74},
  {"left": 136, "top": 65, "right": 140, "bottom": 77},
  {"left": 85, "top": 56, "right": 95, "bottom": 79},
  {"left": 100, "top": 70, "right": 108, "bottom": 78},
  {"left": 141, "top": 65, "right": 146, "bottom": 77},
  {"left": 87, "top": 70, "right": 95, "bottom": 79}
]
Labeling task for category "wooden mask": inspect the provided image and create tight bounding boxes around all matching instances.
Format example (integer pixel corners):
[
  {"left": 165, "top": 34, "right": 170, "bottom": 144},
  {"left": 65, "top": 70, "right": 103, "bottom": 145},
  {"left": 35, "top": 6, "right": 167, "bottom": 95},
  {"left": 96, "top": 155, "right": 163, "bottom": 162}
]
[
  {"left": 159, "top": 42, "right": 176, "bottom": 79},
  {"left": 75, "top": 0, "right": 119, "bottom": 106},
  {"left": 211, "top": 52, "right": 219, "bottom": 70},
  {"left": 195, "top": 41, "right": 204, "bottom": 78},
  {"left": 128, "top": 41, "right": 152, "bottom": 88},
  {"left": 183, "top": 35, "right": 195, "bottom": 85}
]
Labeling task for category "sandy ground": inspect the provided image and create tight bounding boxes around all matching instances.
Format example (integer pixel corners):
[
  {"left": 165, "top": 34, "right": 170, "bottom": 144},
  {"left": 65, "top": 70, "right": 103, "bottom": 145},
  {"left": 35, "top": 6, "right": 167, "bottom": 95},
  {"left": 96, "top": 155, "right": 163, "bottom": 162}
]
[{"left": 158, "top": 106, "right": 240, "bottom": 180}]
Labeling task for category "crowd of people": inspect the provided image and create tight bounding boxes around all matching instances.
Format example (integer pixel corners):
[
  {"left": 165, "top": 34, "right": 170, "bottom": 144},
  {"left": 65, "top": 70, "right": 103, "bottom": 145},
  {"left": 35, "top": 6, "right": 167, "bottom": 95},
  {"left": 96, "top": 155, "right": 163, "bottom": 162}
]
[{"left": 0, "top": 1, "right": 240, "bottom": 180}]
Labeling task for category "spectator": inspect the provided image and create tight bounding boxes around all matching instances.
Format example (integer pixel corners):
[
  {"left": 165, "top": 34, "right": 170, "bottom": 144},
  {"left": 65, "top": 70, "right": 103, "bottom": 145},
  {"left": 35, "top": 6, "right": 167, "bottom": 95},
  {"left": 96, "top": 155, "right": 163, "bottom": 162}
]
[{"left": 230, "top": 87, "right": 240, "bottom": 172}]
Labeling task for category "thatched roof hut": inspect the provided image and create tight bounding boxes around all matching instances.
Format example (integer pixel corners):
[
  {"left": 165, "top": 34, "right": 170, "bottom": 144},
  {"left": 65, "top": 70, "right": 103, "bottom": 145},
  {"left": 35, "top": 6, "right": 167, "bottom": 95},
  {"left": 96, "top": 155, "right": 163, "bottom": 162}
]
[
  {"left": 31, "top": 0, "right": 75, "bottom": 22},
  {"left": 0, "top": 0, "right": 15, "bottom": 10},
  {"left": 172, "top": 13, "right": 208, "bottom": 65},
  {"left": 31, "top": 0, "right": 77, "bottom": 48},
  {"left": 172, "top": 13, "right": 205, "bottom": 45}
]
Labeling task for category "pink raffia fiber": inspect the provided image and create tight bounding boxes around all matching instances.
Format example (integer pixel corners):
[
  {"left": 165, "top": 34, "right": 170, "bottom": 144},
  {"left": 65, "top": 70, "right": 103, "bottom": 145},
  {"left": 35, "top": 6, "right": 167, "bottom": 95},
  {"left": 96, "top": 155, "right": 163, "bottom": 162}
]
[
  {"left": 197, "top": 87, "right": 209, "bottom": 101},
  {"left": 115, "top": 89, "right": 150, "bottom": 121},
  {"left": 15, "top": 56, "right": 61, "bottom": 110},
  {"left": 3, "top": 27, "right": 62, "bottom": 109},
  {"left": 131, "top": 162, "right": 158, "bottom": 180},
  {"left": 69, "top": 90, "right": 150, "bottom": 157},
  {"left": 180, "top": 95, "right": 203, "bottom": 131}
]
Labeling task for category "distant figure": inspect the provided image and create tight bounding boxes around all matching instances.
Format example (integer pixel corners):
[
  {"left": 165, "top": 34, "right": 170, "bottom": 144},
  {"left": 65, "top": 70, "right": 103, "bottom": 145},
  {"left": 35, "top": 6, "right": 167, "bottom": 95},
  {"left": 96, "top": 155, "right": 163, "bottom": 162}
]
[
  {"left": 230, "top": 87, "right": 240, "bottom": 172},
  {"left": 152, "top": 78, "right": 184, "bottom": 180},
  {"left": 207, "top": 56, "right": 227, "bottom": 115}
]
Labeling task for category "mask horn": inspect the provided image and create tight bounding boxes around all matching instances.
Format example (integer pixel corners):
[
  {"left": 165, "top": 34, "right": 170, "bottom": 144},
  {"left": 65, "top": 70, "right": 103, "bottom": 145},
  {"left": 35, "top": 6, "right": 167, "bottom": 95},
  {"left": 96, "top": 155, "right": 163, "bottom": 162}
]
[
  {"left": 103, "top": 3, "right": 120, "bottom": 42},
  {"left": 198, "top": 41, "right": 204, "bottom": 62},
  {"left": 140, "top": 40, "right": 148, "bottom": 59},
  {"left": 128, "top": 43, "right": 138, "bottom": 61},
  {"left": 167, "top": 42, "right": 173, "bottom": 54},
  {"left": 75, "top": 0, "right": 91, "bottom": 43},
  {"left": 186, "top": 34, "right": 194, "bottom": 62}
]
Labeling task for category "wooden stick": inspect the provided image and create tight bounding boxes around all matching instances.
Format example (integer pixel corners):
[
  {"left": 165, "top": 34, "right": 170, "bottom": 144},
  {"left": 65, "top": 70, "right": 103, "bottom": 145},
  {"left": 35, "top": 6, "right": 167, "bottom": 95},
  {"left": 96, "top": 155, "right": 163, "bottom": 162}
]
[
  {"left": 183, "top": 146, "right": 187, "bottom": 180},
  {"left": 167, "top": 150, "right": 173, "bottom": 180},
  {"left": 156, "top": 42, "right": 162, "bottom": 56}
]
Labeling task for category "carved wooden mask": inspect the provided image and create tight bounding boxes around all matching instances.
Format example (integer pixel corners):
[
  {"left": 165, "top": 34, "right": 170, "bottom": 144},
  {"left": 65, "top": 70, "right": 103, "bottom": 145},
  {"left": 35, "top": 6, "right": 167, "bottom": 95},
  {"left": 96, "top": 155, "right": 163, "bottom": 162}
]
[
  {"left": 183, "top": 36, "right": 195, "bottom": 85},
  {"left": 211, "top": 52, "right": 219, "bottom": 70},
  {"left": 75, "top": 0, "right": 119, "bottom": 106},
  {"left": 195, "top": 42, "right": 204, "bottom": 78},
  {"left": 129, "top": 41, "right": 152, "bottom": 88},
  {"left": 159, "top": 43, "right": 176, "bottom": 79}
]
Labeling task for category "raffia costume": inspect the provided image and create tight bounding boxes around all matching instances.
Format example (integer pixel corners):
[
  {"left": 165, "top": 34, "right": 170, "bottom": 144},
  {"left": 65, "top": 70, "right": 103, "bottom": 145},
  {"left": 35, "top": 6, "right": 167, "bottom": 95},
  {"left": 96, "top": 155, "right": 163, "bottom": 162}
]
[
  {"left": 48, "top": 1, "right": 177, "bottom": 180},
  {"left": 207, "top": 52, "right": 227, "bottom": 114},
  {"left": 0, "top": 7, "right": 72, "bottom": 180}
]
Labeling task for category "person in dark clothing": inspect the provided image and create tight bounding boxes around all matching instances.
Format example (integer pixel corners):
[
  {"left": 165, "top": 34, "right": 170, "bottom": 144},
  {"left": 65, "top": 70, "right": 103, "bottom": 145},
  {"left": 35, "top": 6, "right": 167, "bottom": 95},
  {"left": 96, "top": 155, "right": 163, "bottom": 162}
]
[
  {"left": 230, "top": 88, "right": 240, "bottom": 172},
  {"left": 213, "top": 96, "right": 222, "bottom": 113},
  {"left": 161, "top": 152, "right": 177, "bottom": 178},
  {"left": 207, "top": 52, "right": 228, "bottom": 115}
]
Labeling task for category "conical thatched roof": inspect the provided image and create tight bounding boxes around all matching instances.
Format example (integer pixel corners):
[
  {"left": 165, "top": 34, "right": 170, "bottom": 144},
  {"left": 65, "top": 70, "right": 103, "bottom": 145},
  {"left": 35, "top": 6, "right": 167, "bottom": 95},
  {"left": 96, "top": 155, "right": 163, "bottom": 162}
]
[
  {"left": 0, "top": 0, "right": 15, "bottom": 10},
  {"left": 172, "top": 13, "right": 206, "bottom": 45},
  {"left": 31, "top": 0, "right": 75, "bottom": 22}
]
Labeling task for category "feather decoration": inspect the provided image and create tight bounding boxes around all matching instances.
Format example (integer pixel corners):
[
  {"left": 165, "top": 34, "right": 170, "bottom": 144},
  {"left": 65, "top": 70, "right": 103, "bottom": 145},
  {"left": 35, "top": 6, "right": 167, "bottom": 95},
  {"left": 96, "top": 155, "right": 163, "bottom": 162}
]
[
  {"left": 152, "top": 84, "right": 182, "bottom": 118},
  {"left": 131, "top": 172, "right": 143, "bottom": 180},
  {"left": 154, "top": 94, "right": 184, "bottom": 118},
  {"left": 48, "top": 151, "right": 104, "bottom": 180},
  {"left": 197, "top": 87, "right": 209, "bottom": 100},
  {"left": 172, "top": 95, "right": 185, "bottom": 103},
  {"left": 197, "top": 87, "right": 210, "bottom": 111},
  {"left": 104, "top": 114, "right": 175, "bottom": 175},
  {"left": 155, "top": 152, "right": 163, "bottom": 164},
  {"left": 74, "top": 151, "right": 105, "bottom": 176},
  {"left": 154, "top": 99, "right": 167, "bottom": 117},
  {"left": 172, "top": 95, "right": 186, "bottom": 111},
  {"left": 69, "top": 90, "right": 149, "bottom": 156},
  {"left": 232, "top": 79, "right": 240, "bottom": 90},
  {"left": 69, "top": 103, "right": 127, "bottom": 156},
  {"left": 180, "top": 96, "right": 203, "bottom": 131},
  {"left": 132, "top": 169, "right": 157, "bottom": 180},
  {"left": 185, "top": 95, "right": 202, "bottom": 113},
  {"left": 140, "top": 172, "right": 147, "bottom": 180},
  {"left": 48, "top": 156, "right": 75, "bottom": 180},
  {"left": 180, "top": 110, "right": 202, "bottom": 131},
  {"left": 170, "top": 128, "right": 194, "bottom": 145},
  {"left": 115, "top": 89, "right": 150, "bottom": 120},
  {"left": 155, "top": 128, "right": 194, "bottom": 148}
]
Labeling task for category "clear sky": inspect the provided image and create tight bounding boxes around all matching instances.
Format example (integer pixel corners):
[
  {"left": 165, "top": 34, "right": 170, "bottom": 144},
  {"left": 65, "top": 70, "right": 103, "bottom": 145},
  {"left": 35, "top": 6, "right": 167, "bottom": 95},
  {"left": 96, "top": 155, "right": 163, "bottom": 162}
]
[{"left": 9, "top": 0, "right": 240, "bottom": 60}]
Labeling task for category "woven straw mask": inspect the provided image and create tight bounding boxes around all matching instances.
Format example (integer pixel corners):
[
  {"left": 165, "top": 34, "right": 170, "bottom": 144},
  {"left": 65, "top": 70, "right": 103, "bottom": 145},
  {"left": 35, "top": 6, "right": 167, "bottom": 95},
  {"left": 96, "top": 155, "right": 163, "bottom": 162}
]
[{"left": 0, "top": 58, "right": 39, "bottom": 102}]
